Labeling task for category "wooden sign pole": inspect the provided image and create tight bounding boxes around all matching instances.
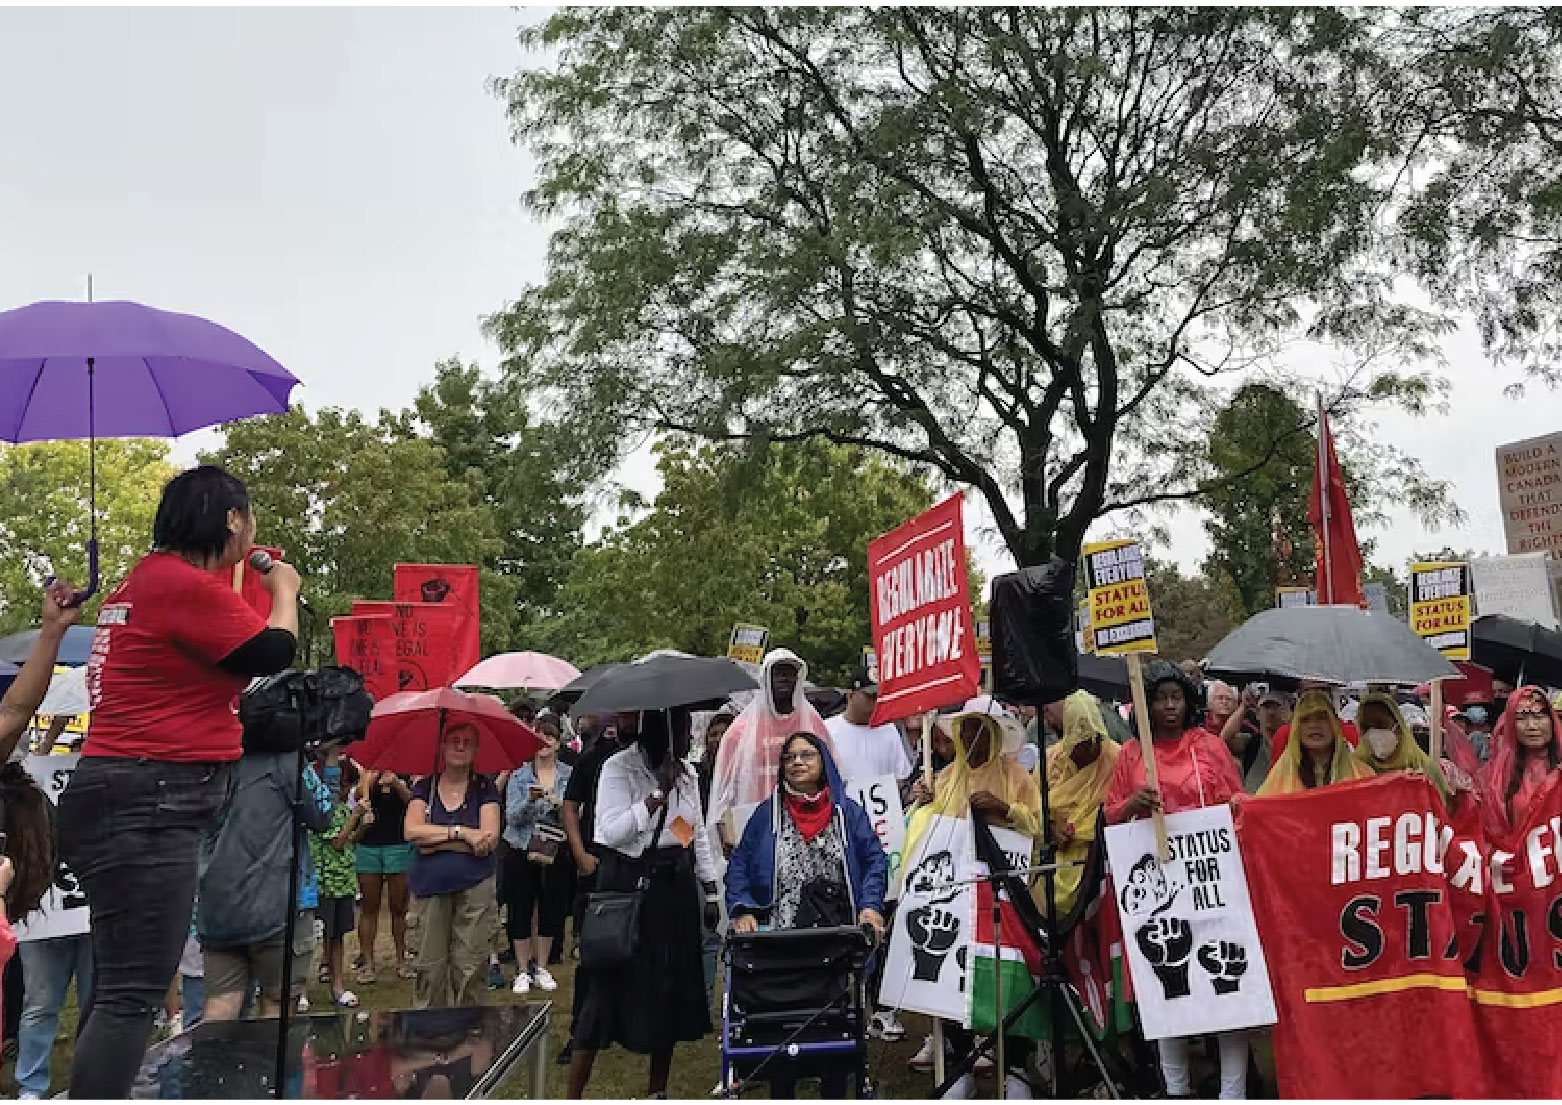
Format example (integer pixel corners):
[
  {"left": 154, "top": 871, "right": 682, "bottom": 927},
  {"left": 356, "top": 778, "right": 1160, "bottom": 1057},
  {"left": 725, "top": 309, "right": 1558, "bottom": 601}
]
[
  {"left": 1429, "top": 679, "right": 1444, "bottom": 764},
  {"left": 921, "top": 712, "right": 934, "bottom": 792},
  {"left": 1126, "top": 653, "right": 1168, "bottom": 861}
]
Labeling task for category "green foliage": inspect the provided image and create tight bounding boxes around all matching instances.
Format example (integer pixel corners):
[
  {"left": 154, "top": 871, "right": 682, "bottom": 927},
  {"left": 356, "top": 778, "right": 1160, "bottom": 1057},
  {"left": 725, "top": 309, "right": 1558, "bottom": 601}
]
[
  {"left": 389, "top": 359, "right": 587, "bottom": 642},
  {"left": 531, "top": 439, "right": 935, "bottom": 684},
  {"left": 491, "top": 7, "right": 1453, "bottom": 568},
  {"left": 0, "top": 440, "right": 176, "bottom": 633},
  {"left": 1143, "top": 556, "right": 1245, "bottom": 664},
  {"left": 201, "top": 407, "right": 513, "bottom": 659}
]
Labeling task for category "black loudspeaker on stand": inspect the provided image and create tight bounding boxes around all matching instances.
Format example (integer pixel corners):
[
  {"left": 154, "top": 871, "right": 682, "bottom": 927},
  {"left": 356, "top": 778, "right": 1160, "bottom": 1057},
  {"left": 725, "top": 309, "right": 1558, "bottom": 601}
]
[{"left": 952, "top": 559, "right": 1122, "bottom": 1100}]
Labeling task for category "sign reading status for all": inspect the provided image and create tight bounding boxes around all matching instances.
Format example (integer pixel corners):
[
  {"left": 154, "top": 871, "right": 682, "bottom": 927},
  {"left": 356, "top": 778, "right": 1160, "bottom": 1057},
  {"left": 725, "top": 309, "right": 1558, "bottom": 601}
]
[
  {"left": 1410, "top": 561, "right": 1471, "bottom": 661},
  {"left": 1082, "top": 538, "right": 1158, "bottom": 655},
  {"left": 727, "top": 623, "right": 769, "bottom": 665}
]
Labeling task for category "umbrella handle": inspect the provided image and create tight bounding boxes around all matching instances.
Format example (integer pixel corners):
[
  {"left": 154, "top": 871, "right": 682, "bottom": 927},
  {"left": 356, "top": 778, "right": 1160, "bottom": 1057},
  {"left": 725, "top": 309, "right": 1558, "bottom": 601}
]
[{"left": 49, "top": 539, "right": 99, "bottom": 609}]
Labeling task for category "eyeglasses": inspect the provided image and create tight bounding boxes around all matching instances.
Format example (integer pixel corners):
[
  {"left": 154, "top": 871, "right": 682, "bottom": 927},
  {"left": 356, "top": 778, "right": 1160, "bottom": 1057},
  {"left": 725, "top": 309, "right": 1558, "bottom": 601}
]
[{"left": 782, "top": 750, "right": 820, "bottom": 764}]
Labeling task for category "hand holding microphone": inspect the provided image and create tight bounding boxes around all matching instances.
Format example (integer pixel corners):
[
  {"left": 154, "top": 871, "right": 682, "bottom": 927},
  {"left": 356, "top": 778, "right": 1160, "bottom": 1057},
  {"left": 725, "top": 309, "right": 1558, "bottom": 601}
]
[{"left": 248, "top": 550, "right": 304, "bottom": 605}]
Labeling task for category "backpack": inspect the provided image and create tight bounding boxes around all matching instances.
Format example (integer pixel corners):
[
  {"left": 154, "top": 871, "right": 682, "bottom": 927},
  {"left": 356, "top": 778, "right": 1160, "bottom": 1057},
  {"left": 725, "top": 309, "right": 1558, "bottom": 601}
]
[{"left": 240, "top": 666, "right": 374, "bottom": 755}]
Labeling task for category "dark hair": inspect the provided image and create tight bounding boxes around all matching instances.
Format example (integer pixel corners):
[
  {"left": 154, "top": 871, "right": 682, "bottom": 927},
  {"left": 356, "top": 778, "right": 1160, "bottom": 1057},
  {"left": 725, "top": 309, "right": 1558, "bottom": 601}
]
[
  {"left": 1143, "top": 659, "right": 1203, "bottom": 731},
  {"left": 775, "top": 731, "right": 829, "bottom": 786},
  {"left": 152, "top": 465, "right": 251, "bottom": 561},
  {"left": 0, "top": 765, "right": 55, "bottom": 922}
]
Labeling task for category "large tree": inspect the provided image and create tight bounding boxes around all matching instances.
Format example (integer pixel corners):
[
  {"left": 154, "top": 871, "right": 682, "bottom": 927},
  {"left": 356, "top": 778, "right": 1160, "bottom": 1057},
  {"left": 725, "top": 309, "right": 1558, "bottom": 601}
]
[
  {"left": 492, "top": 7, "right": 1446, "bottom": 569},
  {"left": 533, "top": 439, "right": 934, "bottom": 683},
  {"left": 0, "top": 440, "right": 175, "bottom": 632},
  {"left": 1199, "top": 384, "right": 1461, "bottom": 617},
  {"left": 389, "top": 359, "right": 587, "bottom": 642},
  {"left": 202, "top": 407, "right": 513, "bottom": 658}
]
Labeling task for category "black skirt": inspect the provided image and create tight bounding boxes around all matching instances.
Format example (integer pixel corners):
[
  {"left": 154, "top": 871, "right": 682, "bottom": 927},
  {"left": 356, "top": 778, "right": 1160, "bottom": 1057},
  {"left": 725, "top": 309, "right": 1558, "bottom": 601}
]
[{"left": 571, "top": 845, "right": 711, "bottom": 1054}]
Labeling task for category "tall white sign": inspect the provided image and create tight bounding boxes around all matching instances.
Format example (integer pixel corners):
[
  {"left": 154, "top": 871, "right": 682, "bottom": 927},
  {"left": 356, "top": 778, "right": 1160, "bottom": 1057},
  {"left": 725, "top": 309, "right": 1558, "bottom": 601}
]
[
  {"left": 1471, "top": 553, "right": 1559, "bottom": 628},
  {"left": 847, "top": 775, "right": 906, "bottom": 900}
]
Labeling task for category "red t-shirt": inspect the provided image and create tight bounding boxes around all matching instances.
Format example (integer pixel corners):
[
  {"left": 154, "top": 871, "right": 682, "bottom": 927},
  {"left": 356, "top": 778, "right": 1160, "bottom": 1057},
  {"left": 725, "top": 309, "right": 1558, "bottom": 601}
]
[
  {"left": 1273, "top": 719, "right": 1360, "bottom": 757},
  {"left": 84, "top": 552, "right": 268, "bottom": 762}
]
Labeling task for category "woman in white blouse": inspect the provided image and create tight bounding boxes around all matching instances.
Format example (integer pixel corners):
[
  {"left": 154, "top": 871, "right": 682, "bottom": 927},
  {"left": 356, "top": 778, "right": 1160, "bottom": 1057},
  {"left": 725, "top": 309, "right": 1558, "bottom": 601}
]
[{"left": 566, "top": 709, "right": 720, "bottom": 1100}]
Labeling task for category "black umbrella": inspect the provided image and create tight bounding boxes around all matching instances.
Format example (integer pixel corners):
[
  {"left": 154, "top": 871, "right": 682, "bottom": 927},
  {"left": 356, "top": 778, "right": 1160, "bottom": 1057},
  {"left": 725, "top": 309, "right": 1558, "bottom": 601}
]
[
  {"left": 571, "top": 654, "right": 757, "bottom": 716},
  {"left": 548, "top": 663, "right": 624, "bottom": 710},
  {"left": 1470, "top": 614, "right": 1562, "bottom": 688},
  {"left": 1204, "top": 605, "right": 1458, "bottom": 686},
  {"left": 1077, "top": 652, "right": 1130, "bottom": 702}
]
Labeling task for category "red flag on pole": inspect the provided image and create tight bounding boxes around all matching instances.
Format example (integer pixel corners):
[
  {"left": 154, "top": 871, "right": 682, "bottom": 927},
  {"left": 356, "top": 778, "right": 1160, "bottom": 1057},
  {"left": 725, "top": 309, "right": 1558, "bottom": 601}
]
[{"left": 1307, "top": 398, "right": 1366, "bottom": 607}]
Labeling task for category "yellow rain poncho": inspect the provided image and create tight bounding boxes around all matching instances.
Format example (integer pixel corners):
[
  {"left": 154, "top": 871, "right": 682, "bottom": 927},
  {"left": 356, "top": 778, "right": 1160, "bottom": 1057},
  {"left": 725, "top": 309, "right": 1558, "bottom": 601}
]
[
  {"left": 1258, "top": 690, "right": 1375, "bottom": 796},
  {"left": 1037, "top": 691, "right": 1120, "bottom": 916},
  {"left": 902, "top": 709, "right": 1042, "bottom": 882},
  {"left": 1352, "top": 692, "right": 1449, "bottom": 800}
]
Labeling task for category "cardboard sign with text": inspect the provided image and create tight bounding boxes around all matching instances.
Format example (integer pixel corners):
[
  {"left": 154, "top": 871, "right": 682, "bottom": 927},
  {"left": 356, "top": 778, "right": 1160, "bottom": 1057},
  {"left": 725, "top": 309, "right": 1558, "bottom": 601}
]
[
  {"left": 1471, "top": 552, "right": 1559, "bottom": 627},
  {"left": 13, "top": 755, "right": 90, "bottom": 942},
  {"left": 1496, "top": 431, "right": 1562, "bottom": 556},
  {"left": 393, "top": 564, "right": 480, "bottom": 678},
  {"left": 727, "top": 624, "right": 769, "bottom": 666},
  {"left": 1410, "top": 561, "right": 1472, "bottom": 661},
  {"left": 1082, "top": 539, "right": 1158, "bottom": 656},
  {"left": 867, "top": 494, "right": 980, "bottom": 725},
  {"left": 1104, "top": 805, "right": 1276, "bottom": 1040},
  {"left": 848, "top": 774, "right": 907, "bottom": 899}
]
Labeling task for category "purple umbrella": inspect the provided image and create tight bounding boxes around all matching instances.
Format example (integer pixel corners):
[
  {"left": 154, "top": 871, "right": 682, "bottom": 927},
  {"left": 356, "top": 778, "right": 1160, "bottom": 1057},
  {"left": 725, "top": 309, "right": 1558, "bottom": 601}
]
[{"left": 0, "top": 298, "right": 301, "bottom": 598}]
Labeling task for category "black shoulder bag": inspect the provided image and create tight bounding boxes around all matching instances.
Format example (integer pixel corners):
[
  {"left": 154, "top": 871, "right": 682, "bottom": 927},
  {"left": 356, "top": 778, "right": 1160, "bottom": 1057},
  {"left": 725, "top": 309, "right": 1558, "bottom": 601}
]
[{"left": 578, "top": 797, "right": 670, "bottom": 971}]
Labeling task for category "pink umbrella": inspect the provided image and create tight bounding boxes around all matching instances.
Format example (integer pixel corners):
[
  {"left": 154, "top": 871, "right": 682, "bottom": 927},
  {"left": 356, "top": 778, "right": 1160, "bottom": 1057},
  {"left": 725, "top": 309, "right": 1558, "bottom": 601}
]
[
  {"left": 454, "top": 651, "right": 581, "bottom": 692},
  {"left": 348, "top": 687, "right": 540, "bottom": 775}
]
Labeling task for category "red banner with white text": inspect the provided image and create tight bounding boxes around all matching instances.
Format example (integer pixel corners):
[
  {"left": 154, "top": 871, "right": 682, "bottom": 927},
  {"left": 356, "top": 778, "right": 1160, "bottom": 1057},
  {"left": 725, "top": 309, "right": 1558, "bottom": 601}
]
[
  {"left": 393, "top": 563, "right": 480, "bottom": 678},
  {"left": 867, "top": 494, "right": 980, "bottom": 725},
  {"left": 1237, "top": 770, "right": 1562, "bottom": 1098}
]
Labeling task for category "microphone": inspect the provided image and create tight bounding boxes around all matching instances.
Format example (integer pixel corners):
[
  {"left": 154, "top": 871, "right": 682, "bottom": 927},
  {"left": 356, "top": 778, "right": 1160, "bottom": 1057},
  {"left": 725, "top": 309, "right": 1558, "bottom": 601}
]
[{"left": 248, "top": 550, "right": 310, "bottom": 609}]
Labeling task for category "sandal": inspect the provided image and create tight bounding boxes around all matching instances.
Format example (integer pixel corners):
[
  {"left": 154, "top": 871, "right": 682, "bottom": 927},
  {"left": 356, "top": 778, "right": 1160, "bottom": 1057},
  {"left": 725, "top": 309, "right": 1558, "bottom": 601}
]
[{"left": 335, "top": 990, "right": 360, "bottom": 1008}]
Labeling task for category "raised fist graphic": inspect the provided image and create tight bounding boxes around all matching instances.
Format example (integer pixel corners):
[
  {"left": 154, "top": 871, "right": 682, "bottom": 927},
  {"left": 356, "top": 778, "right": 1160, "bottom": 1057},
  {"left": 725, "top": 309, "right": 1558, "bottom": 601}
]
[
  {"left": 1134, "top": 916, "right": 1194, "bottom": 999},
  {"left": 1198, "top": 940, "right": 1248, "bottom": 995},
  {"left": 907, "top": 903, "right": 961, "bottom": 982}
]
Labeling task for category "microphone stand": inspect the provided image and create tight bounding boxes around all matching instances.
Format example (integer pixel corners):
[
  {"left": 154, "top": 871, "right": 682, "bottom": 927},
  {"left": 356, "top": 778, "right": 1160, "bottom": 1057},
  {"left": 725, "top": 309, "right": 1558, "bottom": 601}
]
[{"left": 275, "top": 736, "right": 307, "bottom": 1100}]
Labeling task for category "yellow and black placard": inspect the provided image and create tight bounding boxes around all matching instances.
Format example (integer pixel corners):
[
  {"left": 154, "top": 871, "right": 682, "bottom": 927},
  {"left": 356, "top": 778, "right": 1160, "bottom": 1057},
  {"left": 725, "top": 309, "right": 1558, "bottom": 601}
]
[
  {"left": 1082, "top": 539, "right": 1158, "bottom": 656},
  {"left": 727, "top": 623, "right": 770, "bottom": 665},
  {"left": 1410, "top": 561, "right": 1471, "bottom": 661}
]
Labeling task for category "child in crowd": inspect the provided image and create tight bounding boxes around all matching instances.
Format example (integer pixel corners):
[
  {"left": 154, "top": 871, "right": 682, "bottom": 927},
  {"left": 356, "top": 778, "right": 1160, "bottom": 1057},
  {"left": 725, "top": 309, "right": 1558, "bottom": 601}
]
[{"left": 309, "top": 752, "right": 373, "bottom": 1008}]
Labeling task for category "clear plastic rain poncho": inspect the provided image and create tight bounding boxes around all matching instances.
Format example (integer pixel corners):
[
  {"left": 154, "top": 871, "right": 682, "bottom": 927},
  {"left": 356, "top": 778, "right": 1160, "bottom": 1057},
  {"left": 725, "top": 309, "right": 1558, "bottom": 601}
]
[{"left": 705, "top": 648, "right": 833, "bottom": 847}]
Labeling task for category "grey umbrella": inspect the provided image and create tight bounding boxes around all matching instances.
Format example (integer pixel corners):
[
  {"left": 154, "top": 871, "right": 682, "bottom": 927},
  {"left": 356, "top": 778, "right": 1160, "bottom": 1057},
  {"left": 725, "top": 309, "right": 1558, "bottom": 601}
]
[{"left": 1204, "top": 605, "right": 1459, "bottom": 686}]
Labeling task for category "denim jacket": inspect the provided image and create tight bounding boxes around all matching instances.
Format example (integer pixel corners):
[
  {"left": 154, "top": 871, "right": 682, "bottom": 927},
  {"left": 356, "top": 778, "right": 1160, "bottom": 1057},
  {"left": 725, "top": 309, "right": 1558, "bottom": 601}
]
[{"left": 503, "top": 761, "right": 572, "bottom": 850}]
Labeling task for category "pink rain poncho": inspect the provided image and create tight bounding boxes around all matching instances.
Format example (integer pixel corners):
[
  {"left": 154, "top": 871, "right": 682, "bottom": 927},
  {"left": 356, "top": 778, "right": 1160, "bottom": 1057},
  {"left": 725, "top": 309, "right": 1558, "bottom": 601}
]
[{"left": 705, "top": 649, "right": 833, "bottom": 848}]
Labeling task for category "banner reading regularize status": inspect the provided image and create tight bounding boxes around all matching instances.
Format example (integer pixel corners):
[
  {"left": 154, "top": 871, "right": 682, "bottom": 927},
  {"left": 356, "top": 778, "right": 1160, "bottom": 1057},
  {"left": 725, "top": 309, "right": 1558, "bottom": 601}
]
[{"left": 868, "top": 494, "right": 980, "bottom": 725}]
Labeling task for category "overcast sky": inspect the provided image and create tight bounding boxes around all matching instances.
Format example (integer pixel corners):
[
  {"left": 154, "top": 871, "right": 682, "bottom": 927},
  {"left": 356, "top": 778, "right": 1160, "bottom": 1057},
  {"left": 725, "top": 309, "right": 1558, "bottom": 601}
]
[{"left": 0, "top": 6, "right": 1552, "bottom": 595}]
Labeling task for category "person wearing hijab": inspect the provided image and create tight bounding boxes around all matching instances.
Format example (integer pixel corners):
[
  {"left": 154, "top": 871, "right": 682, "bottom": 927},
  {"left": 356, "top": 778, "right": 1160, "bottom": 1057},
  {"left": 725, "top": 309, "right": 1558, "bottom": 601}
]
[
  {"left": 706, "top": 650, "right": 833, "bottom": 853},
  {"left": 1103, "top": 661, "right": 1248, "bottom": 1100},
  {"left": 1257, "top": 691, "right": 1376, "bottom": 796},
  {"left": 1477, "top": 686, "right": 1562, "bottom": 842},
  {"left": 1040, "top": 691, "right": 1120, "bottom": 917},
  {"left": 1351, "top": 694, "right": 1450, "bottom": 799}
]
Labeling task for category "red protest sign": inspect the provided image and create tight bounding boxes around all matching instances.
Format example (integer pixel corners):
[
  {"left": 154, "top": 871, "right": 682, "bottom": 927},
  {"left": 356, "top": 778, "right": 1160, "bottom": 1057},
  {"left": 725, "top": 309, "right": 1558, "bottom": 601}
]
[
  {"left": 223, "top": 545, "right": 284, "bottom": 619},
  {"left": 867, "top": 493, "right": 980, "bottom": 725},
  {"left": 394, "top": 564, "right": 479, "bottom": 678},
  {"left": 348, "top": 601, "right": 463, "bottom": 692},
  {"left": 331, "top": 616, "right": 398, "bottom": 703},
  {"left": 1238, "top": 774, "right": 1483, "bottom": 1099}
]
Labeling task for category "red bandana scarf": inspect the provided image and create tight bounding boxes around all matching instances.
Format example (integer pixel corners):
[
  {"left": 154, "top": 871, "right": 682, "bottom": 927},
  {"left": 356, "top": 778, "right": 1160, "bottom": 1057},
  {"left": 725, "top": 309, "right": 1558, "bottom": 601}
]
[{"left": 783, "top": 784, "right": 834, "bottom": 843}]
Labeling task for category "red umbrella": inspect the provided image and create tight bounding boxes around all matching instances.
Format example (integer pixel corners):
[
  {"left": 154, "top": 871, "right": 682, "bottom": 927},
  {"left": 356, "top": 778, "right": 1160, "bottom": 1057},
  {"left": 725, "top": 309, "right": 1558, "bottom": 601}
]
[{"left": 348, "top": 687, "right": 540, "bottom": 775}]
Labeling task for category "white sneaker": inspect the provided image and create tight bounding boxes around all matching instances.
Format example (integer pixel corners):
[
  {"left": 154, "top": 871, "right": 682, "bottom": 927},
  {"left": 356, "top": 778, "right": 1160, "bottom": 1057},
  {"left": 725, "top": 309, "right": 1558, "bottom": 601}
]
[
  {"left": 909, "top": 1035, "right": 941, "bottom": 1072},
  {"left": 296, "top": 995, "right": 310, "bottom": 1014},
  {"left": 941, "top": 1074, "right": 977, "bottom": 1100},
  {"left": 531, "top": 966, "right": 559, "bottom": 992},
  {"left": 869, "top": 1009, "right": 906, "bottom": 1041},
  {"left": 511, "top": 972, "right": 531, "bottom": 994}
]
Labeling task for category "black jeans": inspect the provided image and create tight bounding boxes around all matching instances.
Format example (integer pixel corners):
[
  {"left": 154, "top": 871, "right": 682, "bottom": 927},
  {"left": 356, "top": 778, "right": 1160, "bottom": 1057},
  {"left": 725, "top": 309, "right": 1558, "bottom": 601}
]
[{"left": 58, "top": 756, "right": 233, "bottom": 1099}]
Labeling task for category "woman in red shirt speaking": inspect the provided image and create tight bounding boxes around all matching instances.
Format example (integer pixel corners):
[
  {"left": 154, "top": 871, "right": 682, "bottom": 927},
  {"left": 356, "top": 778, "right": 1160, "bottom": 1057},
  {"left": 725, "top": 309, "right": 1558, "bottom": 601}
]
[{"left": 57, "top": 465, "right": 301, "bottom": 1100}]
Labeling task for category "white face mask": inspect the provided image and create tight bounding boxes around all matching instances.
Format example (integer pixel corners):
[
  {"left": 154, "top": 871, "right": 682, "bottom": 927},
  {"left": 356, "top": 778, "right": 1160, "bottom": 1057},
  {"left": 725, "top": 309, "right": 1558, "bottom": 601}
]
[{"left": 1364, "top": 727, "right": 1399, "bottom": 760}]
